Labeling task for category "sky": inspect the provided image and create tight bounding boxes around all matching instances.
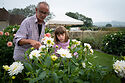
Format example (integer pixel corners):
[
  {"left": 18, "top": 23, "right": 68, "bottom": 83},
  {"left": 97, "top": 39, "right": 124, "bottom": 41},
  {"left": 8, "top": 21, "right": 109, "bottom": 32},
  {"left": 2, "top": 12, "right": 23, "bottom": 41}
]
[{"left": 0, "top": 0, "right": 125, "bottom": 22}]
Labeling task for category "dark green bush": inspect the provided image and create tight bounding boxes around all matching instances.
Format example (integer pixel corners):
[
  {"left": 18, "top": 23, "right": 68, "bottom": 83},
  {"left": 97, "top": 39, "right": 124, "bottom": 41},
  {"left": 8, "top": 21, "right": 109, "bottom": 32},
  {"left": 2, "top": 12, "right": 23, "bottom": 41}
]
[
  {"left": 80, "top": 27, "right": 99, "bottom": 31},
  {"left": 0, "top": 25, "right": 19, "bottom": 82},
  {"left": 0, "top": 25, "right": 19, "bottom": 66},
  {"left": 81, "top": 31, "right": 110, "bottom": 49},
  {"left": 102, "top": 32, "right": 125, "bottom": 56}
]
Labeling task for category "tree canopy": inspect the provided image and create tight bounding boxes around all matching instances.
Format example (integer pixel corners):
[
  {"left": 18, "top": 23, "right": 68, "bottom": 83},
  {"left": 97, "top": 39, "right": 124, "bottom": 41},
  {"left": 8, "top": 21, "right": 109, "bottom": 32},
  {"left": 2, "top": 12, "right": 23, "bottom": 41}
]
[
  {"left": 8, "top": 5, "right": 55, "bottom": 22},
  {"left": 105, "top": 24, "right": 112, "bottom": 27},
  {"left": 65, "top": 12, "right": 93, "bottom": 27}
]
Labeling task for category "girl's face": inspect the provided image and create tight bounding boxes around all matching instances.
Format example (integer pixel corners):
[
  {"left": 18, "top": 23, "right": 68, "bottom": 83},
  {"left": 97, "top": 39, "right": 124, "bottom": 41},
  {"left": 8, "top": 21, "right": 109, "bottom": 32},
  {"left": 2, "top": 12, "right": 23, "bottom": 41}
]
[{"left": 57, "top": 33, "right": 65, "bottom": 43}]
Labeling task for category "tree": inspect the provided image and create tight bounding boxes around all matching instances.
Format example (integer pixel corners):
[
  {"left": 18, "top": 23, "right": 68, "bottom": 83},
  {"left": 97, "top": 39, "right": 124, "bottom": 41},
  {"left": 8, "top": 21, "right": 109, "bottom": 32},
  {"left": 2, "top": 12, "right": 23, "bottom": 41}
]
[
  {"left": 8, "top": 5, "right": 55, "bottom": 21},
  {"left": 8, "top": 5, "right": 36, "bottom": 17},
  {"left": 106, "top": 24, "right": 112, "bottom": 27},
  {"left": 65, "top": 12, "right": 93, "bottom": 27}
]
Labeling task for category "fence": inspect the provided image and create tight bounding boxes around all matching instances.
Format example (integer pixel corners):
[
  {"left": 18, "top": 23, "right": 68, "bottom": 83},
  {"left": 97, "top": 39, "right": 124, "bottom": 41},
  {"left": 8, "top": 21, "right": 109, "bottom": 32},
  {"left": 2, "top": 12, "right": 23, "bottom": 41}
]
[{"left": 68, "top": 31, "right": 111, "bottom": 40}]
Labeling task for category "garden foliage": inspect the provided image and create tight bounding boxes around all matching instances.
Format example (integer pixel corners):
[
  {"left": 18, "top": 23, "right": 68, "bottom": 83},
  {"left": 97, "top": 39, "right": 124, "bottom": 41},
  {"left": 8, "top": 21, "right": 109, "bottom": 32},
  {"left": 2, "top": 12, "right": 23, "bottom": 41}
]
[
  {"left": 0, "top": 25, "right": 19, "bottom": 66},
  {"left": 102, "top": 32, "right": 125, "bottom": 56},
  {"left": 1, "top": 25, "right": 125, "bottom": 83}
]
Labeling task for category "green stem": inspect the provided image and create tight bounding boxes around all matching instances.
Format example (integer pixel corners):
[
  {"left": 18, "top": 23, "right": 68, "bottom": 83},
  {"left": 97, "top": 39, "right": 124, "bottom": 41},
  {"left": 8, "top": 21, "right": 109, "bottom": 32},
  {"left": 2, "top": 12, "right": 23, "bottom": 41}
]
[
  {"left": 3, "top": 71, "right": 6, "bottom": 81},
  {"left": 10, "top": 77, "right": 12, "bottom": 83},
  {"left": 67, "top": 59, "right": 70, "bottom": 75},
  {"left": 38, "top": 58, "right": 42, "bottom": 64}
]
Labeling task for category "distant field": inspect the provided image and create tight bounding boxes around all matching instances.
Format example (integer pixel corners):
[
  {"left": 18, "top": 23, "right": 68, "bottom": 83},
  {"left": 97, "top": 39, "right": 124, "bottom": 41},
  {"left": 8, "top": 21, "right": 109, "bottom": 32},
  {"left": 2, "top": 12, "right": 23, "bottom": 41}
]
[{"left": 100, "top": 27, "right": 125, "bottom": 31}]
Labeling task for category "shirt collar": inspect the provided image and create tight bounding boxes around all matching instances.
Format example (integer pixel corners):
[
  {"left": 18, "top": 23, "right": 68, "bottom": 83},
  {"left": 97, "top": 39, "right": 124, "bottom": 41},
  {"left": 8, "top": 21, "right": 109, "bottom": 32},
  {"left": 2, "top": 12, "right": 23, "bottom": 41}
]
[{"left": 34, "top": 14, "right": 45, "bottom": 24}]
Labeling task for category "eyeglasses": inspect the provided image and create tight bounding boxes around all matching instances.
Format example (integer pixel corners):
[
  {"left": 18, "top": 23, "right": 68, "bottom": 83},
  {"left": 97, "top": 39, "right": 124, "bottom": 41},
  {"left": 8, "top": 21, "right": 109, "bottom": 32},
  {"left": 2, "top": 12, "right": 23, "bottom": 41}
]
[{"left": 39, "top": 10, "right": 49, "bottom": 15}]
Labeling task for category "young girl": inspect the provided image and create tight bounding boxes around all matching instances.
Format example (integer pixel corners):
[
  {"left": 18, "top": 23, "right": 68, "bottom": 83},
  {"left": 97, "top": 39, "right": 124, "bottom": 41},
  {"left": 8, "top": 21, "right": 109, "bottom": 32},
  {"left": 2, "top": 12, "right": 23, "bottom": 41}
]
[{"left": 53, "top": 26, "right": 70, "bottom": 54}]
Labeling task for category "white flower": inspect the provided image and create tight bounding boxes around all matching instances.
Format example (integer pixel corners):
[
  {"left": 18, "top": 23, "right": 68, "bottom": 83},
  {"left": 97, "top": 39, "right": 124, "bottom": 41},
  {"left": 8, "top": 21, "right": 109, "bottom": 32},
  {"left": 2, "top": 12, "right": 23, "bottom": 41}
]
[
  {"left": 12, "top": 28, "right": 15, "bottom": 32},
  {"left": 106, "top": 43, "right": 108, "bottom": 45},
  {"left": 113, "top": 60, "right": 125, "bottom": 78},
  {"left": 42, "top": 37, "right": 54, "bottom": 47},
  {"left": 56, "top": 48, "right": 72, "bottom": 58},
  {"left": 83, "top": 48, "right": 87, "bottom": 52},
  {"left": 72, "top": 39, "right": 77, "bottom": 42},
  {"left": 82, "top": 62, "right": 86, "bottom": 68},
  {"left": 39, "top": 45, "right": 46, "bottom": 51},
  {"left": 84, "top": 43, "right": 91, "bottom": 49},
  {"left": 90, "top": 49, "right": 94, "bottom": 54},
  {"left": 114, "top": 33, "right": 117, "bottom": 35},
  {"left": 76, "top": 41, "right": 81, "bottom": 45},
  {"left": 29, "top": 50, "right": 41, "bottom": 59},
  {"left": 8, "top": 62, "right": 24, "bottom": 76},
  {"left": 72, "top": 39, "right": 81, "bottom": 45}
]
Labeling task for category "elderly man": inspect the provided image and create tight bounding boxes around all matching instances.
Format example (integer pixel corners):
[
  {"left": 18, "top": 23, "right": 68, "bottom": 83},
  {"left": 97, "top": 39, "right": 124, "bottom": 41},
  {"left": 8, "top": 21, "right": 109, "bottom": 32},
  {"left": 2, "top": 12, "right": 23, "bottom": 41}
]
[{"left": 13, "top": 2, "right": 50, "bottom": 61}]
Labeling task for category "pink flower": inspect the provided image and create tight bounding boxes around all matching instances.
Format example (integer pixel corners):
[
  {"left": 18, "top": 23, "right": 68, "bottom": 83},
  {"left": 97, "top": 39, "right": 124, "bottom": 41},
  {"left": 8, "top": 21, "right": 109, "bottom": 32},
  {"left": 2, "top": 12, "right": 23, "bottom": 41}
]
[
  {"left": 45, "top": 33, "right": 51, "bottom": 37},
  {"left": 73, "top": 52, "right": 78, "bottom": 58},
  {"left": 0, "top": 31, "right": 3, "bottom": 35},
  {"left": 5, "top": 32, "right": 9, "bottom": 36},
  {"left": 74, "top": 52, "right": 78, "bottom": 56},
  {"left": 7, "top": 42, "right": 13, "bottom": 47}
]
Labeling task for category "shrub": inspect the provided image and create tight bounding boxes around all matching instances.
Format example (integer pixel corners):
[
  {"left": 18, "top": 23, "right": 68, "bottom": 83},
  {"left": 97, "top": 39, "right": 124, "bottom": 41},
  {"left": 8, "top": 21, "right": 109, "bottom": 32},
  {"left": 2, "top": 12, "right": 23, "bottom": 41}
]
[
  {"left": 102, "top": 32, "right": 125, "bottom": 56},
  {"left": 0, "top": 25, "right": 19, "bottom": 65},
  {"left": 80, "top": 27, "right": 99, "bottom": 31},
  {"left": 0, "top": 25, "right": 19, "bottom": 82},
  {"left": 81, "top": 31, "right": 110, "bottom": 49}
]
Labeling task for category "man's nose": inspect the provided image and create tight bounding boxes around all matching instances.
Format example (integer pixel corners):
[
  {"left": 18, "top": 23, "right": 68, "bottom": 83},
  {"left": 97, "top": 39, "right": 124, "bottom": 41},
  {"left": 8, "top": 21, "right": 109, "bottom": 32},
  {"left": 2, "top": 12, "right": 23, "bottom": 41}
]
[{"left": 60, "top": 35, "right": 63, "bottom": 38}]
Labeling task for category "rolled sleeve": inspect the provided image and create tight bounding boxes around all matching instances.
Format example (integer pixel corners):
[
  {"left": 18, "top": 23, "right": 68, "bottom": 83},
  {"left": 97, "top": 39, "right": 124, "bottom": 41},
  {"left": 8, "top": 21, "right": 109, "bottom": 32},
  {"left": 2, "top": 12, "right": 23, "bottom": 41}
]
[{"left": 13, "top": 20, "right": 29, "bottom": 46}]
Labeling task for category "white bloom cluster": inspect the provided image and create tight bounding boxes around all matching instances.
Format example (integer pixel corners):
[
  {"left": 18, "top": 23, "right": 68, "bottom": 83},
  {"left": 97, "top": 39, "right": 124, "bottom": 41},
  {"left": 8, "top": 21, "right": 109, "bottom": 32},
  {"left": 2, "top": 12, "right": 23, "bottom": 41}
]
[
  {"left": 113, "top": 60, "right": 125, "bottom": 78},
  {"left": 71, "top": 39, "right": 81, "bottom": 49},
  {"left": 39, "top": 45, "right": 46, "bottom": 51},
  {"left": 41, "top": 37, "right": 54, "bottom": 47},
  {"left": 84, "top": 43, "right": 94, "bottom": 54},
  {"left": 8, "top": 62, "right": 24, "bottom": 76},
  {"left": 84, "top": 43, "right": 91, "bottom": 49},
  {"left": 72, "top": 39, "right": 81, "bottom": 46},
  {"left": 29, "top": 50, "right": 41, "bottom": 59},
  {"left": 56, "top": 48, "right": 72, "bottom": 58}
]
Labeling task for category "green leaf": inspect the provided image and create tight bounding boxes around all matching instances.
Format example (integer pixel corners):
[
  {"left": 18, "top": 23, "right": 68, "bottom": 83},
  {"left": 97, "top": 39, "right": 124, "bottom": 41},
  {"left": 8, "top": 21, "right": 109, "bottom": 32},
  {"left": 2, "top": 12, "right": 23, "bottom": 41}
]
[
  {"left": 29, "top": 71, "right": 46, "bottom": 83},
  {"left": 36, "top": 69, "right": 41, "bottom": 75},
  {"left": 24, "top": 63, "right": 33, "bottom": 72},
  {"left": 39, "top": 71, "right": 46, "bottom": 80},
  {"left": 23, "top": 78, "right": 31, "bottom": 81},
  {"left": 29, "top": 77, "right": 40, "bottom": 83},
  {"left": 53, "top": 72, "right": 58, "bottom": 83},
  {"left": 75, "top": 79, "right": 84, "bottom": 83},
  {"left": 44, "top": 56, "right": 51, "bottom": 68},
  {"left": 71, "top": 59, "right": 79, "bottom": 66},
  {"left": 36, "top": 63, "right": 43, "bottom": 68}
]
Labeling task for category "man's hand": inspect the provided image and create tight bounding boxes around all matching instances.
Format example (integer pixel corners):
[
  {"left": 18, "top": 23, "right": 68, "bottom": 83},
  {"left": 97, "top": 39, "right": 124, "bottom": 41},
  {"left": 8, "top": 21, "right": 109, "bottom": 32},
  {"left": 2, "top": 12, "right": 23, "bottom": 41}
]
[
  {"left": 29, "top": 40, "right": 41, "bottom": 49},
  {"left": 19, "top": 39, "right": 41, "bottom": 49}
]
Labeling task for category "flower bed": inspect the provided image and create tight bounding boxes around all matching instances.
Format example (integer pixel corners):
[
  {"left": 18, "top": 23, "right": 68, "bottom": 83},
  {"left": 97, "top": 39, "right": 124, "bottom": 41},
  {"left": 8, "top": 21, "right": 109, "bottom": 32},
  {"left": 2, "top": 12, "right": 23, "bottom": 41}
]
[
  {"left": 2, "top": 34, "right": 124, "bottom": 83},
  {"left": 1, "top": 26, "right": 124, "bottom": 82}
]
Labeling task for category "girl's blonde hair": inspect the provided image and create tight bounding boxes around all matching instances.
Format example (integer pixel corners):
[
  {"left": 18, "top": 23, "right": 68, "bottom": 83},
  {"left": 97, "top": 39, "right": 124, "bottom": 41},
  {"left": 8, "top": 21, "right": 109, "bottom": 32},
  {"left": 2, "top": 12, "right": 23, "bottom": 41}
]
[{"left": 54, "top": 26, "right": 69, "bottom": 44}]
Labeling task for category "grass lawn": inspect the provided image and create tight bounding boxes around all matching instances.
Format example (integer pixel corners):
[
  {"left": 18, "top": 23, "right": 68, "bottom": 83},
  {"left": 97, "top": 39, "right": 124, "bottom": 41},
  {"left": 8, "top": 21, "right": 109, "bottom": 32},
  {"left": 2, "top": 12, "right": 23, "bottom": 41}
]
[
  {"left": 90, "top": 50, "right": 120, "bottom": 69},
  {"left": 88, "top": 50, "right": 121, "bottom": 83}
]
